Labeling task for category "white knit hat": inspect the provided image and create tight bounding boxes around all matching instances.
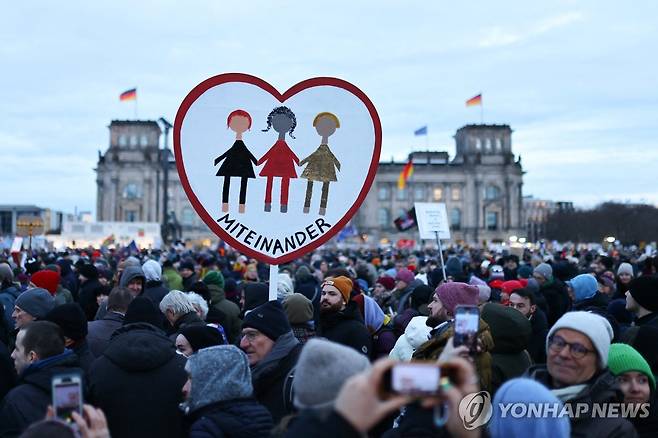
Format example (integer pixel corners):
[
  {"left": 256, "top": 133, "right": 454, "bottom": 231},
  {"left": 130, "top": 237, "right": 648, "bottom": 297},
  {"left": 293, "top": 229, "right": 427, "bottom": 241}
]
[
  {"left": 546, "top": 311, "right": 613, "bottom": 368},
  {"left": 617, "top": 262, "right": 634, "bottom": 277}
]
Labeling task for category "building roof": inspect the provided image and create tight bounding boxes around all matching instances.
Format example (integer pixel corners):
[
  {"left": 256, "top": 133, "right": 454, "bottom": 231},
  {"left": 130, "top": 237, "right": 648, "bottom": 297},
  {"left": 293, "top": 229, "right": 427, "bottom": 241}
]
[{"left": 109, "top": 120, "right": 161, "bottom": 127}]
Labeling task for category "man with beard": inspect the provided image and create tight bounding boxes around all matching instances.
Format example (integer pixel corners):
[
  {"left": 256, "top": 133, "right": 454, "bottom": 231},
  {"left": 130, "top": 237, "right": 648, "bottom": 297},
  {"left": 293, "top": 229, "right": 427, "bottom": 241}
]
[
  {"left": 509, "top": 288, "right": 548, "bottom": 364},
  {"left": 318, "top": 276, "right": 371, "bottom": 356}
]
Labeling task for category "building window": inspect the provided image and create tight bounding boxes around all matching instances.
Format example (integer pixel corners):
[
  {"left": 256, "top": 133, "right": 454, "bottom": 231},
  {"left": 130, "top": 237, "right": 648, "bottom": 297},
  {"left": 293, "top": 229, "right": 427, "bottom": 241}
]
[
  {"left": 377, "top": 208, "right": 390, "bottom": 227},
  {"left": 124, "top": 210, "right": 137, "bottom": 222},
  {"left": 450, "top": 208, "right": 461, "bottom": 230},
  {"left": 378, "top": 185, "right": 390, "bottom": 201},
  {"left": 123, "top": 183, "right": 142, "bottom": 200},
  {"left": 118, "top": 135, "right": 127, "bottom": 146},
  {"left": 140, "top": 135, "right": 148, "bottom": 146},
  {"left": 485, "top": 185, "right": 501, "bottom": 200},
  {"left": 181, "top": 207, "right": 195, "bottom": 226},
  {"left": 486, "top": 212, "right": 498, "bottom": 230},
  {"left": 413, "top": 184, "right": 426, "bottom": 201},
  {"left": 475, "top": 138, "right": 482, "bottom": 150},
  {"left": 396, "top": 187, "right": 407, "bottom": 201},
  {"left": 451, "top": 186, "right": 461, "bottom": 201},
  {"left": 485, "top": 138, "right": 492, "bottom": 151},
  {"left": 130, "top": 135, "right": 138, "bottom": 147},
  {"left": 495, "top": 138, "right": 502, "bottom": 150},
  {"left": 433, "top": 187, "right": 443, "bottom": 201}
]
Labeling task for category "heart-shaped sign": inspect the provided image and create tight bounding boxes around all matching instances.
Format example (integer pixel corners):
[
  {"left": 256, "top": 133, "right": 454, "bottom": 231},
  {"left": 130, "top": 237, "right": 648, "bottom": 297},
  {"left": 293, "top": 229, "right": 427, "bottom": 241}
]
[{"left": 174, "top": 73, "right": 381, "bottom": 264}]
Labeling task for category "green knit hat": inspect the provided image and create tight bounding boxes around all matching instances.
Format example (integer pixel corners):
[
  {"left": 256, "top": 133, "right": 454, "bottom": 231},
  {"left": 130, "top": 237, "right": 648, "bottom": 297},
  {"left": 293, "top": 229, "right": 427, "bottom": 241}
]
[
  {"left": 203, "top": 271, "right": 225, "bottom": 289},
  {"left": 608, "top": 343, "right": 656, "bottom": 391}
]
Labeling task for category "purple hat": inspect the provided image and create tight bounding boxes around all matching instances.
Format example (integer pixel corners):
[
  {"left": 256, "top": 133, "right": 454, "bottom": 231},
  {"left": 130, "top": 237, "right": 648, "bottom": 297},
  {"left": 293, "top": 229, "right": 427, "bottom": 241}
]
[
  {"left": 436, "top": 282, "right": 479, "bottom": 315},
  {"left": 395, "top": 269, "right": 415, "bottom": 285}
]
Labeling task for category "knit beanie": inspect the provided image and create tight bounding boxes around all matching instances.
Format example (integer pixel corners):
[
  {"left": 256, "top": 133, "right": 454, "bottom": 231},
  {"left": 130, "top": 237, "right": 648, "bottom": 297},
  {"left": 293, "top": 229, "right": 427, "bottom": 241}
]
[
  {"left": 141, "top": 260, "right": 162, "bottom": 282},
  {"left": 567, "top": 274, "right": 598, "bottom": 302},
  {"left": 547, "top": 311, "right": 613, "bottom": 368},
  {"left": 628, "top": 276, "right": 658, "bottom": 312},
  {"left": 293, "top": 339, "right": 371, "bottom": 410},
  {"left": 427, "top": 268, "right": 445, "bottom": 289},
  {"left": 410, "top": 285, "right": 433, "bottom": 310},
  {"left": 179, "top": 260, "right": 195, "bottom": 272},
  {"left": 243, "top": 283, "right": 269, "bottom": 312},
  {"left": 534, "top": 263, "right": 553, "bottom": 281},
  {"left": 45, "top": 303, "right": 88, "bottom": 341},
  {"left": 277, "top": 273, "right": 294, "bottom": 301},
  {"left": 180, "top": 325, "right": 224, "bottom": 352},
  {"left": 322, "top": 276, "right": 353, "bottom": 304},
  {"left": 445, "top": 257, "right": 463, "bottom": 278},
  {"left": 283, "top": 293, "right": 313, "bottom": 324},
  {"left": 617, "top": 263, "right": 634, "bottom": 277},
  {"left": 31, "top": 270, "right": 60, "bottom": 295},
  {"left": 375, "top": 276, "right": 395, "bottom": 291},
  {"left": 78, "top": 263, "right": 98, "bottom": 280},
  {"left": 608, "top": 343, "right": 655, "bottom": 391},
  {"left": 15, "top": 288, "right": 55, "bottom": 319},
  {"left": 517, "top": 264, "right": 534, "bottom": 279},
  {"left": 489, "top": 265, "right": 505, "bottom": 281},
  {"left": 490, "top": 378, "right": 570, "bottom": 438},
  {"left": 202, "top": 270, "right": 225, "bottom": 289},
  {"left": 123, "top": 296, "right": 161, "bottom": 326},
  {"left": 395, "top": 269, "right": 415, "bottom": 285},
  {"left": 501, "top": 280, "right": 523, "bottom": 295},
  {"left": 184, "top": 345, "right": 253, "bottom": 412},
  {"left": 0, "top": 263, "right": 13, "bottom": 284},
  {"left": 242, "top": 300, "right": 291, "bottom": 341},
  {"left": 435, "top": 282, "right": 479, "bottom": 315}
]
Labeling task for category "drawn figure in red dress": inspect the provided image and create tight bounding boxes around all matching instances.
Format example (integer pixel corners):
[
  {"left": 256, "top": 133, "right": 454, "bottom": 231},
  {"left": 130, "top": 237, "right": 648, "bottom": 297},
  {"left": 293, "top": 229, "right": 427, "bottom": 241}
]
[{"left": 258, "top": 106, "right": 299, "bottom": 213}]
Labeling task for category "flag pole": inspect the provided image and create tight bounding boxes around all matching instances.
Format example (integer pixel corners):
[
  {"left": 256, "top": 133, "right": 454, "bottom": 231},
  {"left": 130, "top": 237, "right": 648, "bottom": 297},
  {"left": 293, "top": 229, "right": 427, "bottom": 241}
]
[
  {"left": 134, "top": 95, "right": 138, "bottom": 120},
  {"left": 480, "top": 92, "right": 483, "bottom": 124}
]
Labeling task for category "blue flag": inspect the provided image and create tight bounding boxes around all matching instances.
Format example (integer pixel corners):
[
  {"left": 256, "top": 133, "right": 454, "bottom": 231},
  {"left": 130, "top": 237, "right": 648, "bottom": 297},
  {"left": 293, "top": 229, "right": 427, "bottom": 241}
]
[{"left": 414, "top": 126, "right": 427, "bottom": 136}]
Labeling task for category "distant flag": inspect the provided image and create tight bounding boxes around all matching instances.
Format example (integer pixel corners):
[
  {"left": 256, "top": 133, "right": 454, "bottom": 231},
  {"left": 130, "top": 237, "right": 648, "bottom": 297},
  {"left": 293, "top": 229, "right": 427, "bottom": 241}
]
[
  {"left": 397, "top": 159, "right": 414, "bottom": 190},
  {"left": 466, "top": 93, "right": 482, "bottom": 107},
  {"left": 119, "top": 88, "right": 137, "bottom": 101},
  {"left": 414, "top": 126, "right": 428, "bottom": 136},
  {"left": 127, "top": 240, "right": 139, "bottom": 254}
]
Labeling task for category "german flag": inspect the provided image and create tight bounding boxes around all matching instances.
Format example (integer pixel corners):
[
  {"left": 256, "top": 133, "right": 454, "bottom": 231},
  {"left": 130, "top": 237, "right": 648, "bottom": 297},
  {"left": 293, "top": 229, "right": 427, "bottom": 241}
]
[
  {"left": 397, "top": 159, "right": 414, "bottom": 190},
  {"left": 466, "top": 93, "right": 482, "bottom": 106},
  {"left": 120, "top": 88, "right": 137, "bottom": 101}
]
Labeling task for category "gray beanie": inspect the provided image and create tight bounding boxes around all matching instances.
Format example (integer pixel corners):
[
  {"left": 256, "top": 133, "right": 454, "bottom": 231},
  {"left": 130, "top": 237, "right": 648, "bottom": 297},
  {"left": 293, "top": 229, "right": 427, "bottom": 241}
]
[
  {"left": 547, "top": 311, "right": 613, "bottom": 368},
  {"left": 184, "top": 345, "right": 252, "bottom": 413},
  {"left": 293, "top": 339, "right": 371, "bottom": 411},
  {"left": 0, "top": 263, "right": 13, "bottom": 284},
  {"left": 142, "top": 260, "right": 162, "bottom": 282},
  {"left": 534, "top": 263, "right": 553, "bottom": 281},
  {"left": 617, "top": 263, "right": 634, "bottom": 277},
  {"left": 15, "top": 288, "right": 55, "bottom": 319}
]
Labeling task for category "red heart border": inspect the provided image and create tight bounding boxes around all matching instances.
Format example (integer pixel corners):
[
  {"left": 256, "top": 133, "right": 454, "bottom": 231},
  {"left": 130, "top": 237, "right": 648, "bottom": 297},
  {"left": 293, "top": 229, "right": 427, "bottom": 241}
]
[{"left": 174, "top": 73, "right": 382, "bottom": 265}]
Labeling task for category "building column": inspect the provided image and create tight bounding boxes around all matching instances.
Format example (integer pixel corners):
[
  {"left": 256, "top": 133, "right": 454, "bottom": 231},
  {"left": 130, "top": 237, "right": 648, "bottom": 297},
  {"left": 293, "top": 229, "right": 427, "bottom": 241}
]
[{"left": 474, "top": 180, "right": 482, "bottom": 244}]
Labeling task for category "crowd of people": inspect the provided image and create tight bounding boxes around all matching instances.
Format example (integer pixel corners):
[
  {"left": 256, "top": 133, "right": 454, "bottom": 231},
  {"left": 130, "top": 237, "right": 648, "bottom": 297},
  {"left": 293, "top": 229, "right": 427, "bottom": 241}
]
[{"left": 0, "top": 244, "right": 657, "bottom": 437}]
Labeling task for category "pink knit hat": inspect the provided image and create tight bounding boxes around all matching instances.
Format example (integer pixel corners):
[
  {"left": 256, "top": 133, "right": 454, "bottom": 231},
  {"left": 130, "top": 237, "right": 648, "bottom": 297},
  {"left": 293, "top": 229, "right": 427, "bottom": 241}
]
[
  {"left": 435, "top": 282, "right": 479, "bottom": 315},
  {"left": 395, "top": 268, "right": 415, "bottom": 284}
]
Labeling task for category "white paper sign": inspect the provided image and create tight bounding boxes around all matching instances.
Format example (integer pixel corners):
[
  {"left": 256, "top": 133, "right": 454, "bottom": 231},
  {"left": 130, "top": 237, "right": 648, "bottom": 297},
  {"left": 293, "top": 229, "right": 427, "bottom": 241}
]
[{"left": 415, "top": 202, "right": 451, "bottom": 240}]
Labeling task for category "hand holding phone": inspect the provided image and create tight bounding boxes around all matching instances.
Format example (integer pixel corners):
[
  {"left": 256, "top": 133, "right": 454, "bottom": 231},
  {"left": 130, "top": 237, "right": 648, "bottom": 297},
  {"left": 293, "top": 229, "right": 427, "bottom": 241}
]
[
  {"left": 452, "top": 305, "right": 480, "bottom": 354},
  {"left": 52, "top": 373, "right": 83, "bottom": 422}
]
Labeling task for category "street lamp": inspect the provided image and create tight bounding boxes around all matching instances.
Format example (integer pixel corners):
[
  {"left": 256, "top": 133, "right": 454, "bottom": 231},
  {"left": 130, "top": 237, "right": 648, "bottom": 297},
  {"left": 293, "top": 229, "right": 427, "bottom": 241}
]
[
  {"left": 509, "top": 235, "right": 518, "bottom": 243},
  {"left": 518, "top": 237, "right": 527, "bottom": 244},
  {"left": 159, "top": 117, "right": 173, "bottom": 243},
  {"left": 605, "top": 236, "right": 616, "bottom": 243}
]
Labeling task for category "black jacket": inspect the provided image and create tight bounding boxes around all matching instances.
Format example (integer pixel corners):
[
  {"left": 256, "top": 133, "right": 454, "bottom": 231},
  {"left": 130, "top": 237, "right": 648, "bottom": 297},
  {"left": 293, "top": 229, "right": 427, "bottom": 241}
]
[
  {"left": 526, "top": 365, "right": 638, "bottom": 438},
  {"left": 285, "top": 410, "right": 360, "bottom": 438},
  {"left": 318, "top": 301, "right": 372, "bottom": 356},
  {"left": 78, "top": 278, "right": 103, "bottom": 321},
  {"left": 635, "top": 312, "right": 658, "bottom": 329},
  {"left": 0, "top": 350, "right": 82, "bottom": 438},
  {"left": 527, "top": 308, "right": 548, "bottom": 364},
  {"left": 143, "top": 280, "right": 169, "bottom": 306},
  {"left": 87, "top": 311, "right": 124, "bottom": 357},
  {"left": 88, "top": 323, "right": 187, "bottom": 438},
  {"left": 214, "top": 140, "right": 257, "bottom": 178},
  {"left": 182, "top": 273, "right": 199, "bottom": 292},
  {"left": 539, "top": 278, "right": 571, "bottom": 327},
  {"left": 0, "top": 340, "right": 17, "bottom": 404},
  {"left": 188, "top": 398, "right": 273, "bottom": 438},
  {"left": 573, "top": 292, "right": 610, "bottom": 312}
]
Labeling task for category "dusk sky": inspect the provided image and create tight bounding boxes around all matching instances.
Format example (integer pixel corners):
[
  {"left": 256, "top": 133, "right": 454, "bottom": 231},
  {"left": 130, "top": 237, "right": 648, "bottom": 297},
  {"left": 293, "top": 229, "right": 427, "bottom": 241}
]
[{"left": 3, "top": 1, "right": 657, "bottom": 216}]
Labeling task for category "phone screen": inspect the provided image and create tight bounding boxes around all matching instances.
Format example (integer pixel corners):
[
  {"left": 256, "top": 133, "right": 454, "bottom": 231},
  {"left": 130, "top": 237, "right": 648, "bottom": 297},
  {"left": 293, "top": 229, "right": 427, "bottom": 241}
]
[
  {"left": 390, "top": 363, "right": 441, "bottom": 396},
  {"left": 53, "top": 381, "right": 82, "bottom": 421},
  {"left": 453, "top": 305, "right": 479, "bottom": 353}
]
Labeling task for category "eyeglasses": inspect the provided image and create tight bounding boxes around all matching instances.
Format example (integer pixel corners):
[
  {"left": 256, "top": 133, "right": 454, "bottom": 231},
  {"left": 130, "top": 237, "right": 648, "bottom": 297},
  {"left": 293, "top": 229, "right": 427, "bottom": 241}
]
[
  {"left": 241, "top": 331, "right": 261, "bottom": 342},
  {"left": 548, "top": 335, "right": 594, "bottom": 359}
]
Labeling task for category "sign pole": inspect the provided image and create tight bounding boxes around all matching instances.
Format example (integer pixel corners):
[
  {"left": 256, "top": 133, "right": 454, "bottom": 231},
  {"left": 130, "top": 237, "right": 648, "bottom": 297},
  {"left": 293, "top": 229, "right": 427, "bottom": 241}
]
[
  {"left": 435, "top": 230, "right": 447, "bottom": 281},
  {"left": 268, "top": 264, "right": 278, "bottom": 301}
]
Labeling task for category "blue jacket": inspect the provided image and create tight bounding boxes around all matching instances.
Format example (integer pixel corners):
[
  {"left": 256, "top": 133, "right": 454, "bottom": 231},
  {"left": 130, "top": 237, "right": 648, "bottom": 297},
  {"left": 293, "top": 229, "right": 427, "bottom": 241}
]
[
  {"left": 188, "top": 399, "right": 273, "bottom": 438},
  {"left": 0, "top": 285, "right": 20, "bottom": 330}
]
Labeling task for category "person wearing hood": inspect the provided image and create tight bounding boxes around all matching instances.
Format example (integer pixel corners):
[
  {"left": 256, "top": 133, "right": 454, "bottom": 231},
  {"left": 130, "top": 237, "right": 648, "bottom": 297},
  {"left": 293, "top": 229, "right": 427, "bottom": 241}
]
[
  {"left": 88, "top": 298, "right": 187, "bottom": 438},
  {"left": 569, "top": 273, "right": 609, "bottom": 311},
  {"left": 44, "top": 303, "right": 95, "bottom": 373},
  {"left": 489, "top": 378, "right": 570, "bottom": 438},
  {"left": 482, "top": 303, "right": 533, "bottom": 394},
  {"left": 353, "top": 294, "right": 396, "bottom": 359},
  {"left": 162, "top": 258, "right": 184, "bottom": 291},
  {"left": 202, "top": 271, "right": 241, "bottom": 344},
  {"left": 317, "top": 276, "right": 371, "bottom": 356},
  {"left": 532, "top": 262, "right": 570, "bottom": 326},
  {"left": 625, "top": 275, "right": 658, "bottom": 328},
  {"left": 77, "top": 263, "right": 104, "bottom": 321},
  {"left": 240, "top": 300, "right": 302, "bottom": 423},
  {"left": 388, "top": 315, "right": 432, "bottom": 361},
  {"left": 182, "top": 345, "right": 273, "bottom": 437},
  {"left": 159, "top": 290, "right": 204, "bottom": 337},
  {"left": 283, "top": 293, "right": 316, "bottom": 345},
  {"left": 142, "top": 259, "right": 169, "bottom": 306},
  {"left": 0, "top": 321, "right": 83, "bottom": 437},
  {"left": 0, "top": 263, "right": 21, "bottom": 330},
  {"left": 120, "top": 265, "right": 146, "bottom": 297},
  {"left": 12, "top": 288, "right": 55, "bottom": 329}
]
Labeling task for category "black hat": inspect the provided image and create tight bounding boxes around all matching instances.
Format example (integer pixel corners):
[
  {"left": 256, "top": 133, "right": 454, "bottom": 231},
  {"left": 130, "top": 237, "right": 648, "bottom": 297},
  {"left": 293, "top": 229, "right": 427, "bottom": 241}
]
[
  {"left": 45, "top": 303, "right": 88, "bottom": 341},
  {"left": 243, "top": 283, "right": 269, "bottom": 312},
  {"left": 180, "top": 325, "right": 224, "bottom": 352},
  {"left": 124, "top": 296, "right": 161, "bottom": 327},
  {"left": 78, "top": 263, "right": 98, "bottom": 280},
  {"left": 629, "top": 275, "right": 658, "bottom": 312},
  {"left": 242, "top": 300, "right": 291, "bottom": 341},
  {"left": 179, "top": 260, "right": 195, "bottom": 271}
]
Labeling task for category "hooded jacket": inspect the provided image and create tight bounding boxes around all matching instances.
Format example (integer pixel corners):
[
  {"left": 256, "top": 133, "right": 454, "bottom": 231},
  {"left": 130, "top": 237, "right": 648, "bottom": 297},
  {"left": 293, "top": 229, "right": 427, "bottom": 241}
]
[
  {"left": 0, "top": 284, "right": 20, "bottom": 330},
  {"left": 119, "top": 265, "right": 145, "bottom": 290},
  {"left": 78, "top": 276, "right": 104, "bottom": 321},
  {"left": 389, "top": 316, "right": 432, "bottom": 361},
  {"left": 0, "top": 350, "right": 82, "bottom": 438},
  {"left": 318, "top": 301, "right": 372, "bottom": 356},
  {"left": 88, "top": 323, "right": 187, "bottom": 438},
  {"left": 162, "top": 266, "right": 184, "bottom": 291},
  {"left": 539, "top": 277, "right": 571, "bottom": 327}
]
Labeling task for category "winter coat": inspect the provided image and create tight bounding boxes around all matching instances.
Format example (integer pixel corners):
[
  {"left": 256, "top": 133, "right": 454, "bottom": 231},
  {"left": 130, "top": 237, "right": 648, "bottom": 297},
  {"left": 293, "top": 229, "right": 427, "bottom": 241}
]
[
  {"left": 73, "top": 340, "right": 95, "bottom": 375},
  {"left": 0, "top": 285, "right": 20, "bottom": 330},
  {"left": 0, "top": 350, "right": 82, "bottom": 438},
  {"left": 573, "top": 291, "right": 610, "bottom": 312},
  {"left": 482, "top": 303, "right": 533, "bottom": 394},
  {"left": 371, "top": 325, "right": 397, "bottom": 360},
  {"left": 299, "top": 144, "right": 340, "bottom": 182},
  {"left": 528, "top": 308, "right": 549, "bottom": 364},
  {"left": 251, "top": 332, "right": 302, "bottom": 424},
  {"left": 214, "top": 140, "right": 258, "bottom": 178},
  {"left": 207, "top": 284, "right": 241, "bottom": 344},
  {"left": 389, "top": 316, "right": 432, "bottom": 361},
  {"left": 88, "top": 323, "right": 187, "bottom": 438},
  {"left": 539, "top": 278, "right": 571, "bottom": 327},
  {"left": 395, "top": 279, "right": 425, "bottom": 314},
  {"left": 318, "top": 301, "right": 372, "bottom": 356},
  {"left": 87, "top": 311, "right": 124, "bottom": 357},
  {"left": 182, "top": 273, "right": 199, "bottom": 292},
  {"left": 0, "top": 340, "right": 17, "bottom": 403},
  {"left": 284, "top": 410, "right": 360, "bottom": 438},
  {"left": 54, "top": 285, "right": 74, "bottom": 306},
  {"left": 258, "top": 140, "right": 300, "bottom": 179},
  {"left": 78, "top": 277, "right": 103, "bottom": 321},
  {"left": 170, "top": 311, "right": 204, "bottom": 339},
  {"left": 526, "top": 365, "right": 638, "bottom": 438},
  {"left": 635, "top": 312, "right": 658, "bottom": 329},
  {"left": 163, "top": 267, "right": 184, "bottom": 291},
  {"left": 143, "top": 280, "right": 169, "bottom": 306},
  {"left": 188, "top": 399, "right": 273, "bottom": 438}
]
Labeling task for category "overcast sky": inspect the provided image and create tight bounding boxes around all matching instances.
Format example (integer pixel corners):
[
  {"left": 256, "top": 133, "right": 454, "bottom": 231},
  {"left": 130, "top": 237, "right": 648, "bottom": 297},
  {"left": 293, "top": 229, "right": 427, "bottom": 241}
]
[{"left": 2, "top": 1, "right": 657, "bottom": 215}]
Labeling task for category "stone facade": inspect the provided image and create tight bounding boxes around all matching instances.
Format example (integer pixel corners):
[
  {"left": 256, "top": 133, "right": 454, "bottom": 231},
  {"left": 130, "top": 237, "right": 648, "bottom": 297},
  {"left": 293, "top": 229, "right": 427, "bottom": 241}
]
[{"left": 352, "top": 125, "right": 525, "bottom": 244}]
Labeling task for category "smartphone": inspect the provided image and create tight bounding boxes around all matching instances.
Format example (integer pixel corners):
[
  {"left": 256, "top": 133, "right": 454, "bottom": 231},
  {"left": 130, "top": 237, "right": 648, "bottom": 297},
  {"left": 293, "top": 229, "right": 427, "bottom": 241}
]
[
  {"left": 453, "top": 305, "right": 480, "bottom": 354},
  {"left": 52, "top": 373, "right": 83, "bottom": 422},
  {"left": 382, "top": 362, "right": 442, "bottom": 396}
]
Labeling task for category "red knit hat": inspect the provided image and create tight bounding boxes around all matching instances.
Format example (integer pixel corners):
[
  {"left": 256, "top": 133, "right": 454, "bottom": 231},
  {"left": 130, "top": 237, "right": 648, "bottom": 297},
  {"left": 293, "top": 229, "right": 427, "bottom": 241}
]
[
  {"left": 31, "top": 270, "right": 60, "bottom": 296},
  {"left": 376, "top": 276, "right": 395, "bottom": 291}
]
